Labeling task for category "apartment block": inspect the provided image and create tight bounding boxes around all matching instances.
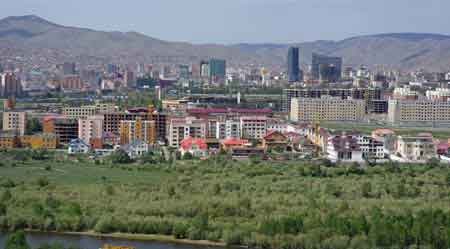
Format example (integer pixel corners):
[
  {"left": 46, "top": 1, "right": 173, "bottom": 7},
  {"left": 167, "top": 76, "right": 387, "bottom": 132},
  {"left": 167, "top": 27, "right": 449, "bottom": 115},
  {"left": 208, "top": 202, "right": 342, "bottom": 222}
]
[
  {"left": 216, "top": 119, "right": 241, "bottom": 139},
  {"left": 282, "top": 88, "right": 382, "bottom": 112},
  {"left": 62, "top": 103, "right": 117, "bottom": 119},
  {"left": 119, "top": 118, "right": 156, "bottom": 145},
  {"left": 1, "top": 73, "right": 22, "bottom": 97},
  {"left": 2, "top": 111, "right": 26, "bottom": 135},
  {"left": 103, "top": 112, "right": 166, "bottom": 141},
  {"left": 43, "top": 116, "right": 78, "bottom": 144},
  {"left": 388, "top": 99, "right": 450, "bottom": 127},
  {"left": 168, "top": 117, "right": 207, "bottom": 147},
  {"left": 290, "top": 97, "right": 366, "bottom": 122},
  {"left": 78, "top": 115, "right": 104, "bottom": 145},
  {"left": 240, "top": 116, "right": 268, "bottom": 139}
]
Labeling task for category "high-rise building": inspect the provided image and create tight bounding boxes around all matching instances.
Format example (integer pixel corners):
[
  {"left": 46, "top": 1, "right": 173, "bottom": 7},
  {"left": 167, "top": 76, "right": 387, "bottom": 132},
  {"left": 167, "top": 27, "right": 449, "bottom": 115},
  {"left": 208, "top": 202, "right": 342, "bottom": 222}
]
[
  {"left": 168, "top": 117, "right": 207, "bottom": 147},
  {"left": 124, "top": 71, "right": 135, "bottom": 88},
  {"left": 2, "top": 111, "right": 26, "bottom": 136},
  {"left": 287, "top": 47, "right": 300, "bottom": 82},
  {"left": 200, "top": 61, "right": 210, "bottom": 78},
  {"left": 1, "top": 73, "right": 22, "bottom": 97},
  {"left": 61, "top": 75, "right": 83, "bottom": 90},
  {"left": 78, "top": 115, "right": 104, "bottom": 145},
  {"left": 311, "top": 53, "right": 342, "bottom": 82},
  {"left": 209, "top": 59, "right": 226, "bottom": 83},
  {"left": 43, "top": 116, "right": 79, "bottom": 144},
  {"left": 178, "top": 65, "right": 190, "bottom": 80}
]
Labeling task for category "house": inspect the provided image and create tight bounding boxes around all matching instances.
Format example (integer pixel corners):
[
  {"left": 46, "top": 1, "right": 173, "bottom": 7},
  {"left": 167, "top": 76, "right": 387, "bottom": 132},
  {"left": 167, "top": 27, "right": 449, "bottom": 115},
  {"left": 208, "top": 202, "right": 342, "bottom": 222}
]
[
  {"left": 179, "top": 137, "right": 208, "bottom": 158},
  {"left": 262, "top": 131, "right": 288, "bottom": 152},
  {"left": 356, "top": 135, "right": 385, "bottom": 160},
  {"left": 121, "top": 140, "right": 150, "bottom": 159},
  {"left": 371, "top": 128, "right": 397, "bottom": 154},
  {"left": 396, "top": 135, "right": 437, "bottom": 162},
  {"left": 68, "top": 139, "right": 91, "bottom": 154},
  {"left": 327, "top": 134, "right": 364, "bottom": 162},
  {"left": 220, "top": 137, "right": 250, "bottom": 151}
]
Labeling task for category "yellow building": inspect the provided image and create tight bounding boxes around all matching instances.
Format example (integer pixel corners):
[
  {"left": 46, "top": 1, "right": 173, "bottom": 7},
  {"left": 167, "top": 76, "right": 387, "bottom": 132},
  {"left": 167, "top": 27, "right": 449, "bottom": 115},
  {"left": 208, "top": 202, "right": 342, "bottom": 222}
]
[
  {"left": 290, "top": 97, "right": 366, "bottom": 122},
  {"left": 20, "top": 133, "right": 59, "bottom": 149},
  {"left": 119, "top": 117, "right": 156, "bottom": 145},
  {"left": 0, "top": 132, "right": 19, "bottom": 148}
]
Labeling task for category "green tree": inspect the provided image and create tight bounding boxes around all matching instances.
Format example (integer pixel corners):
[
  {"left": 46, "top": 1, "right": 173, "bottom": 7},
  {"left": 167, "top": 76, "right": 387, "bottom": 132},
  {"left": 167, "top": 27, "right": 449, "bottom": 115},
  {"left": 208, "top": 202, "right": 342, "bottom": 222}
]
[
  {"left": 182, "top": 152, "right": 193, "bottom": 160},
  {"left": 109, "top": 149, "right": 132, "bottom": 164},
  {"left": 25, "top": 118, "right": 43, "bottom": 135},
  {"left": 5, "top": 231, "right": 30, "bottom": 249}
]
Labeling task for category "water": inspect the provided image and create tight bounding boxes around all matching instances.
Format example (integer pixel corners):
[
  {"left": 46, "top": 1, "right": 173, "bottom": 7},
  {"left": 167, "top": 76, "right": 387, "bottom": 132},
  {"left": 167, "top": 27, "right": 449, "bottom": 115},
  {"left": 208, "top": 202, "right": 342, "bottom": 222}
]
[{"left": 0, "top": 232, "right": 222, "bottom": 249}]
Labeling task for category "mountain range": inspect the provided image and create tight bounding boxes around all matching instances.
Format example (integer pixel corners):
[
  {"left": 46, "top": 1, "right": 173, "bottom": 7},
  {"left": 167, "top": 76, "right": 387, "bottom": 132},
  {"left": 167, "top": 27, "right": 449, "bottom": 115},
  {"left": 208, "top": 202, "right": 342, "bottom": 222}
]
[{"left": 1, "top": 15, "right": 450, "bottom": 71}]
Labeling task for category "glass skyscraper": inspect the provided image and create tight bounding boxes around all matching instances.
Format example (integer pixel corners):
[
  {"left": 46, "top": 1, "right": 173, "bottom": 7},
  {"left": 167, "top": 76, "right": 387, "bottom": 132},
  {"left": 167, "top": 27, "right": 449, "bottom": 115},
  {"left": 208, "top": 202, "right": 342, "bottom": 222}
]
[
  {"left": 311, "top": 53, "right": 343, "bottom": 82},
  {"left": 209, "top": 59, "right": 226, "bottom": 81},
  {"left": 287, "top": 47, "right": 300, "bottom": 82}
]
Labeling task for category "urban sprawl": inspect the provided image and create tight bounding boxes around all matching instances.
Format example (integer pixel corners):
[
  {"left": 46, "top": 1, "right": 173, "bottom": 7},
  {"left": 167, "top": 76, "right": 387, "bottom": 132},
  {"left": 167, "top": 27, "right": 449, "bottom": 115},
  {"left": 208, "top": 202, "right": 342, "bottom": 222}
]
[{"left": 2, "top": 48, "right": 450, "bottom": 164}]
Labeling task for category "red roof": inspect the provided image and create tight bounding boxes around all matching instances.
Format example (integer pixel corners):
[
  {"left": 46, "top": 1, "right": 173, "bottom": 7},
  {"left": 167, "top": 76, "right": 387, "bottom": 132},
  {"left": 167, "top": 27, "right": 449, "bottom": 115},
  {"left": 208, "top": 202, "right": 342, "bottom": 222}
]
[
  {"left": 180, "top": 137, "right": 207, "bottom": 150},
  {"left": 187, "top": 107, "right": 272, "bottom": 115},
  {"left": 221, "top": 138, "right": 249, "bottom": 146},
  {"left": 43, "top": 114, "right": 66, "bottom": 122}
]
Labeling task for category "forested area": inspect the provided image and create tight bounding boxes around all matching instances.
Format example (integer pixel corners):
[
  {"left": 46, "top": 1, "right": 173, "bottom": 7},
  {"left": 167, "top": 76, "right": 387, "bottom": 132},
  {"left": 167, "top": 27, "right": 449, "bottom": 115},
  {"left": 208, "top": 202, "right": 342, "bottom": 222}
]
[{"left": 1, "top": 149, "right": 450, "bottom": 249}]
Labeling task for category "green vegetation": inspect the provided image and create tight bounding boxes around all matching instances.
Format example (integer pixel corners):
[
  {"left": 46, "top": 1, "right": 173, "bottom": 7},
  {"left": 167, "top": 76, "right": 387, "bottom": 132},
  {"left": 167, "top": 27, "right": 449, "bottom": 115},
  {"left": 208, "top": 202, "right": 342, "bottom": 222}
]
[
  {"left": 2, "top": 150, "right": 450, "bottom": 248},
  {"left": 4, "top": 231, "right": 30, "bottom": 249}
]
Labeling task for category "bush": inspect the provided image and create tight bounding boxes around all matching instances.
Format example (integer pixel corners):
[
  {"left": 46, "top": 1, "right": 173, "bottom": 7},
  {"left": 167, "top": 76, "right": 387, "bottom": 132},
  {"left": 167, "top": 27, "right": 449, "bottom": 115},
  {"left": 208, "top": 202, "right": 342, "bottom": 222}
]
[
  {"left": 37, "top": 177, "right": 50, "bottom": 188},
  {"left": 5, "top": 230, "right": 30, "bottom": 249},
  {"left": 223, "top": 229, "right": 245, "bottom": 245},
  {"left": 109, "top": 149, "right": 133, "bottom": 164}
]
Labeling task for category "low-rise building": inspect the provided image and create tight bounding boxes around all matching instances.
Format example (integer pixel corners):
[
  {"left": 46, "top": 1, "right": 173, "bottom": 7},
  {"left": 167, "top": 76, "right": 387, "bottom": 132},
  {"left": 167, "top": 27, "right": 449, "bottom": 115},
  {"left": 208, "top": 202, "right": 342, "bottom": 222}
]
[
  {"left": 327, "top": 134, "right": 363, "bottom": 162},
  {"left": 0, "top": 131, "right": 19, "bottom": 148},
  {"left": 20, "top": 133, "right": 59, "bottom": 149},
  {"left": 262, "top": 131, "right": 288, "bottom": 151},
  {"left": 121, "top": 140, "right": 149, "bottom": 159},
  {"left": 179, "top": 137, "right": 208, "bottom": 158},
  {"left": 356, "top": 135, "right": 385, "bottom": 160},
  {"left": 216, "top": 119, "right": 241, "bottom": 139},
  {"left": 68, "top": 138, "right": 90, "bottom": 154}
]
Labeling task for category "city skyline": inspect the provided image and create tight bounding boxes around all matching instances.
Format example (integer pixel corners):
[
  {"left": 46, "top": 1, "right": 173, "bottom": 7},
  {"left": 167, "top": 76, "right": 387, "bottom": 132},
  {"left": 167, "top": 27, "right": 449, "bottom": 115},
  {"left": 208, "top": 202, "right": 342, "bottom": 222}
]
[{"left": 1, "top": 0, "right": 449, "bottom": 44}]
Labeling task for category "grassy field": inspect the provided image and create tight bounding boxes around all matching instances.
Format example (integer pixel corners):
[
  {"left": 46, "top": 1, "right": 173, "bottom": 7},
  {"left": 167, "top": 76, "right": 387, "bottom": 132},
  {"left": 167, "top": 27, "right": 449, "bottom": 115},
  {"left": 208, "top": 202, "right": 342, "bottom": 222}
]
[{"left": 2, "top": 150, "right": 450, "bottom": 249}]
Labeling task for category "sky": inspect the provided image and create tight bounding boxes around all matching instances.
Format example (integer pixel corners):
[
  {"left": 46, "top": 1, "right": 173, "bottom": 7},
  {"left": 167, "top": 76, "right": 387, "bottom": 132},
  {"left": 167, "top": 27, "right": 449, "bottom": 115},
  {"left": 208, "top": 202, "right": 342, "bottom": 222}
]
[{"left": 1, "top": 0, "right": 449, "bottom": 44}]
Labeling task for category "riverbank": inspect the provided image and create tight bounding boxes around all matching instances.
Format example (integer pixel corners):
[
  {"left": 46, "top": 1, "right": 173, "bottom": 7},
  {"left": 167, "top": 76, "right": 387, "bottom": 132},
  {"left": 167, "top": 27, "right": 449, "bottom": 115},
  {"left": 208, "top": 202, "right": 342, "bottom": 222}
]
[{"left": 25, "top": 230, "right": 227, "bottom": 248}]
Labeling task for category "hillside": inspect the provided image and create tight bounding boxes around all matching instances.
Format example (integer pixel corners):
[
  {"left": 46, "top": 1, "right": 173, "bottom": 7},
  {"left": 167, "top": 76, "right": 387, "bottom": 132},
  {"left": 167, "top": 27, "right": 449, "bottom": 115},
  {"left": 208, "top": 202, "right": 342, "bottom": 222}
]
[{"left": 1, "top": 15, "right": 450, "bottom": 70}]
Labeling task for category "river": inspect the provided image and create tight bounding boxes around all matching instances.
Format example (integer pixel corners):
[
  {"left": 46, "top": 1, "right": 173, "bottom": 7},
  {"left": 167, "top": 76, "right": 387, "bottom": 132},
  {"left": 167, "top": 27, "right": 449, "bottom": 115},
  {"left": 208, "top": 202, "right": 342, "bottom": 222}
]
[{"left": 0, "top": 232, "right": 222, "bottom": 249}]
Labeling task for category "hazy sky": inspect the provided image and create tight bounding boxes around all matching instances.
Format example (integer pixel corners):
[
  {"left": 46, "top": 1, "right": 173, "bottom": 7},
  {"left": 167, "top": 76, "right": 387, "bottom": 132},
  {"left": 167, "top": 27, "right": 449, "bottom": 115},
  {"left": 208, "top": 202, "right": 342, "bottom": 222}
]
[{"left": 1, "top": 0, "right": 449, "bottom": 44}]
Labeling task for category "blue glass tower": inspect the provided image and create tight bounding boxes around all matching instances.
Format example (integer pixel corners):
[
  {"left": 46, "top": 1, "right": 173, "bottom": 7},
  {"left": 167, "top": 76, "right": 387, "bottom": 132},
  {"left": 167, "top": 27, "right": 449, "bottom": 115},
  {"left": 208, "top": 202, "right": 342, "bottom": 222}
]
[{"left": 287, "top": 47, "right": 300, "bottom": 82}]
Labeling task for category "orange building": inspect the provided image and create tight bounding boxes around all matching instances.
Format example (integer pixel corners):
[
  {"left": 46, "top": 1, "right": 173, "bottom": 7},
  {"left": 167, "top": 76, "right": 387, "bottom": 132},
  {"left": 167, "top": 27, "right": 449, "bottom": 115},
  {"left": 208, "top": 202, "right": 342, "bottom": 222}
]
[
  {"left": 119, "top": 117, "right": 156, "bottom": 145},
  {"left": 20, "top": 133, "right": 59, "bottom": 149},
  {"left": 0, "top": 132, "right": 19, "bottom": 148}
]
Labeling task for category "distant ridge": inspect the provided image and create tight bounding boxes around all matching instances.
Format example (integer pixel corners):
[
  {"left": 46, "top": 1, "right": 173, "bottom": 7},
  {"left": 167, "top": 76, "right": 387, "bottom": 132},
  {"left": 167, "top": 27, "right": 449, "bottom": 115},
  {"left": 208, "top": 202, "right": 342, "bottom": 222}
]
[{"left": 1, "top": 15, "right": 450, "bottom": 70}]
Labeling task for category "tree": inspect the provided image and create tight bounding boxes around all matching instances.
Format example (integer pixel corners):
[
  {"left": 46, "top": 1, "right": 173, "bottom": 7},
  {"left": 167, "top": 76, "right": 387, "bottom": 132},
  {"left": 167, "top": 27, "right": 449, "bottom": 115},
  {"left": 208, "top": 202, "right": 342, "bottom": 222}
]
[
  {"left": 5, "top": 231, "right": 30, "bottom": 249},
  {"left": 109, "top": 149, "right": 132, "bottom": 164},
  {"left": 182, "top": 152, "right": 193, "bottom": 160},
  {"left": 25, "top": 118, "right": 43, "bottom": 135}
]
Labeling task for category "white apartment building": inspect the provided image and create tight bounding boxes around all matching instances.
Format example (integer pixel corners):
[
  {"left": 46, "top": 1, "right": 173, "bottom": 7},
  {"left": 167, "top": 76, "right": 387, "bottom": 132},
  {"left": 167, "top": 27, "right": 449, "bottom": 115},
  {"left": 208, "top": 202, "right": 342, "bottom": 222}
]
[
  {"left": 216, "top": 120, "right": 241, "bottom": 139},
  {"left": 388, "top": 99, "right": 450, "bottom": 127},
  {"left": 240, "top": 116, "right": 268, "bottom": 139},
  {"left": 78, "top": 115, "right": 104, "bottom": 144},
  {"left": 168, "top": 117, "right": 207, "bottom": 147},
  {"left": 327, "top": 134, "right": 364, "bottom": 163},
  {"left": 426, "top": 88, "right": 450, "bottom": 101},
  {"left": 290, "top": 97, "right": 366, "bottom": 122},
  {"left": 393, "top": 86, "right": 419, "bottom": 100}
]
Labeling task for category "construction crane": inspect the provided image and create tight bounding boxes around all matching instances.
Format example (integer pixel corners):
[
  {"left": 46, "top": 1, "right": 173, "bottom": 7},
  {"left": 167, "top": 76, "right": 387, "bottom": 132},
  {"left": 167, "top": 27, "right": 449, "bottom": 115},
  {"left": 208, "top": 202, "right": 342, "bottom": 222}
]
[{"left": 312, "top": 120, "right": 321, "bottom": 157}]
